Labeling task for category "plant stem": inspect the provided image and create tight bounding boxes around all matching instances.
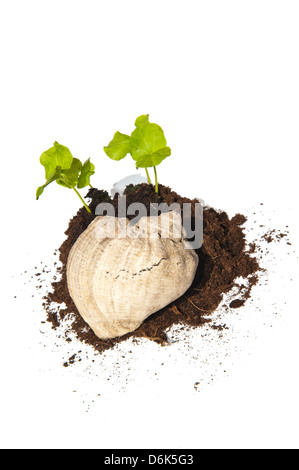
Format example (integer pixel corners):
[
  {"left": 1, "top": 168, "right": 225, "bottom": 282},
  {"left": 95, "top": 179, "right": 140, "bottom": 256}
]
[
  {"left": 73, "top": 187, "right": 91, "bottom": 213},
  {"left": 154, "top": 166, "right": 158, "bottom": 194},
  {"left": 145, "top": 168, "right": 152, "bottom": 185}
]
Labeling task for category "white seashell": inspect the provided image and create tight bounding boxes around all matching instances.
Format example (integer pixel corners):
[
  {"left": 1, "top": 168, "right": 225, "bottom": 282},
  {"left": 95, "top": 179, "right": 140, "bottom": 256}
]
[{"left": 67, "top": 211, "right": 199, "bottom": 340}]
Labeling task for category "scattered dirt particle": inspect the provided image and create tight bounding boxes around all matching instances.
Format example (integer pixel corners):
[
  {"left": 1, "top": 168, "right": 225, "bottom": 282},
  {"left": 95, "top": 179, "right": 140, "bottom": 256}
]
[{"left": 229, "top": 299, "right": 246, "bottom": 309}]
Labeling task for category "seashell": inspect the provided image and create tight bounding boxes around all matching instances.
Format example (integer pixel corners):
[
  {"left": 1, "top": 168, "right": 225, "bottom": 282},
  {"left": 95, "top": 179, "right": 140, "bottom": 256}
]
[{"left": 67, "top": 211, "right": 199, "bottom": 340}]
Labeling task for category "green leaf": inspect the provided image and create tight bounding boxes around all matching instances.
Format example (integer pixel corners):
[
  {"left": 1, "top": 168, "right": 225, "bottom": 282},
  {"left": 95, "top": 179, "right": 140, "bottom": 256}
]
[
  {"left": 135, "top": 114, "right": 149, "bottom": 127},
  {"left": 103, "top": 131, "right": 131, "bottom": 161},
  {"left": 130, "top": 122, "right": 171, "bottom": 168},
  {"left": 56, "top": 158, "right": 82, "bottom": 188},
  {"left": 103, "top": 115, "right": 171, "bottom": 174},
  {"left": 134, "top": 147, "right": 171, "bottom": 168},
  {"left": 77, "top": 158, "right": 95, "bottom": 189},
  {"left": 36, "top": 166, "right": 62, "bottom": 200},
  {"left": 37, "top": 143, "right": 94, "bottom": 213},
  {"left": 40, "top": 141, "right": 73, "bottom": 179}
]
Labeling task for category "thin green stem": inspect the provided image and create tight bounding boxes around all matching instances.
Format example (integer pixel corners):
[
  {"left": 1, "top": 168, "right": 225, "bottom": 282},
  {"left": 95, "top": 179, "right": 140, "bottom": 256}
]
[
  {"left": 145, "top": 168, "right": 152, "bottom": 185},
  {"left": 73, "top": 187, "right": 91, "bottom": 213},
  {"left": 154, "top": 166, "right": 158, "bottom": 194}
]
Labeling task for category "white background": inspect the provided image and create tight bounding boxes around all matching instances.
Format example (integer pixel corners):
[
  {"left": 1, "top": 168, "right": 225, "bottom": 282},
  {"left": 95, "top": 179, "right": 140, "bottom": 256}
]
[{"left": 1, "top": 0, "right": 299, "bottom": 449}]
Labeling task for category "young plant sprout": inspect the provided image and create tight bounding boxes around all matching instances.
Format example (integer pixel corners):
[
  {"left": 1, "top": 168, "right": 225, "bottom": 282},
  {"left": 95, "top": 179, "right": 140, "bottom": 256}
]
[
  {"left": 36, "top": 141, "right": 95, "bottom": 213},
  {"left": 103, "top": 114, "right": 171, "bottom": 193}
]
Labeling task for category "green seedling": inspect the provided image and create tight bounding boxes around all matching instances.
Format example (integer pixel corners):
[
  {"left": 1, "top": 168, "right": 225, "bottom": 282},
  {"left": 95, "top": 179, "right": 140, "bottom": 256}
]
[
  {"left": 103, "top": 114, "right": 171, "bottom": 193},
  {"left": 36, "top": 141, "right": 95, "bottom": 213}
]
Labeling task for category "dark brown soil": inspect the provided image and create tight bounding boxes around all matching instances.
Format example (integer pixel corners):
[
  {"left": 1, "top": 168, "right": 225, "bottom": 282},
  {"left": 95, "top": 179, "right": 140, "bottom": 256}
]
[{"left": 42, "top": 184, "right": 260, "bottom": 354}]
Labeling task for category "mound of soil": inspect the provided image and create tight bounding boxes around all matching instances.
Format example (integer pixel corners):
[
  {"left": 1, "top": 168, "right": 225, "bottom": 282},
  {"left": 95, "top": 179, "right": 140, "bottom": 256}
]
[{"left": 43, "top": 184, "right": 260, "bottom": 353}]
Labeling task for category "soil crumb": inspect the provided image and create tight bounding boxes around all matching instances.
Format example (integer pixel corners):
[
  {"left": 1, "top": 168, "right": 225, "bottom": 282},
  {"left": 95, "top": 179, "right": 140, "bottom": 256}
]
[
  {"left": 42, "top": 184, "right": 260, "bottom": 354},
  {"left": 229, "top": 299, "right": 246, "bottom": 309}
]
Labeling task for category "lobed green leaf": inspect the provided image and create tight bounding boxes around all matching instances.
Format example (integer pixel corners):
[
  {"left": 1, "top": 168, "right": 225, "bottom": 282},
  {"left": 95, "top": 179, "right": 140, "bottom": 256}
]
[
  {"left": 134, "top": 147, "right": 171, "bottom": 168},
  {"left": 77, "top": 158, "right": 95, "bottom": 188},
  {"left": 40, "top": 141, "right": 73, "bottom": 179},
  {"left": 103, "top": 114, "right": 171, "bottom": 171},
  {"left": 56, "top": 158, "right": 82, "bottom": 188},
  {"left": 103, "top": 132, "right": 131, "bottom": 161},
  {"left": 130, "top": 122, "right": 171, "bottom": 168}
]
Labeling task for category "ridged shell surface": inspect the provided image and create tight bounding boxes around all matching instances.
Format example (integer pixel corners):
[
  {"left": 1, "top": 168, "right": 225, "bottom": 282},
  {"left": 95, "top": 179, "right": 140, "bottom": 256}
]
[{"left": 67, "top": 212, "right": 199, "bottom": 340}]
